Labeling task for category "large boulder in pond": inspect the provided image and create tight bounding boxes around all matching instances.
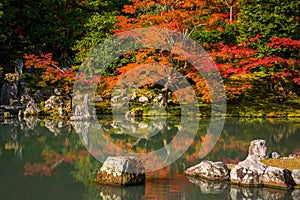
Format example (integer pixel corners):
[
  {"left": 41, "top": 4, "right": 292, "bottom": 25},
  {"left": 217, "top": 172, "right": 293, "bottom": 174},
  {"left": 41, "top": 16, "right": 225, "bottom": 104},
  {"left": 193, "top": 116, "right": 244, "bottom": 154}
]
[
  {"left": 185, "top": 160, "right": 230, "bottom": 181},
  {"left": 95, "top": 156, "right": 145, "bottom": 186}
]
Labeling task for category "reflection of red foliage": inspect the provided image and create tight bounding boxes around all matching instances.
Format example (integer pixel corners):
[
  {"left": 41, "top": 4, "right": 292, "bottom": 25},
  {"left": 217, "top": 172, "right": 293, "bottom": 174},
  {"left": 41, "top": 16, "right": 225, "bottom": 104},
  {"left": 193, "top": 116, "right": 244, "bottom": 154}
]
[
  {"left": 145, "top": 173, "right": 193, "bottom": 200},
  {"left": 24, "top": 150, "right": 87, "bottom": 177}
]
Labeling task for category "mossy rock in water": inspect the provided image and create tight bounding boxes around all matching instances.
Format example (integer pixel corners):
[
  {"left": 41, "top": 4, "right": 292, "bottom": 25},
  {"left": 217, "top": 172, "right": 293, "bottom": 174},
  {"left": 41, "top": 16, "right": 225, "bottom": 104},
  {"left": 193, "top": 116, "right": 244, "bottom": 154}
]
[{"left": 95, "top": 156, "right": 145, "bottom": 186}]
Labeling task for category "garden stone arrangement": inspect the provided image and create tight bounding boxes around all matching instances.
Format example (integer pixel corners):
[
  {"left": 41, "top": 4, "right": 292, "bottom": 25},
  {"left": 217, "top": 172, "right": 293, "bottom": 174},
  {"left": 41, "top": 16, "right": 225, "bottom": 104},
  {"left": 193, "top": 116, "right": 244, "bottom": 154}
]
[{"left": 185, "top": 139, "right": 300, "bottom": 190}]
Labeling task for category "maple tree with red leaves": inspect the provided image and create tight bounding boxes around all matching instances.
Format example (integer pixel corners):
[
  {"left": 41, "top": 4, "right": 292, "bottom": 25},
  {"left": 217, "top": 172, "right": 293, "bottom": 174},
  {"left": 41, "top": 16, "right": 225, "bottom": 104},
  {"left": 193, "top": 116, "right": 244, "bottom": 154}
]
[
  {"left": 211, "top": 35, "right": 300, "bottom": 101},
  {"left": 24, "top": 53, "right": 76, "bottom": 92}
]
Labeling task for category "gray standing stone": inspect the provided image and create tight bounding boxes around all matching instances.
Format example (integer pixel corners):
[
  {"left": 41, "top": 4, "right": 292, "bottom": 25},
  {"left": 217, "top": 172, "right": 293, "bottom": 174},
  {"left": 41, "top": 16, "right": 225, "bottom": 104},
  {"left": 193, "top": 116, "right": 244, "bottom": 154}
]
[
  {"left": 70, "top": 94, "right": 96, "bottom": 120},
  {"left": 185, "top": 160, "right": 230, "bottom": 181},
  {"left": 96, "top": 156, "right": 145, "bottom": 185},
  {"left": 230, "top": 186, "right": 290, "bottom": 200},
  {"left": 230, "top": 139, "right": 267, "bottom": 186}
]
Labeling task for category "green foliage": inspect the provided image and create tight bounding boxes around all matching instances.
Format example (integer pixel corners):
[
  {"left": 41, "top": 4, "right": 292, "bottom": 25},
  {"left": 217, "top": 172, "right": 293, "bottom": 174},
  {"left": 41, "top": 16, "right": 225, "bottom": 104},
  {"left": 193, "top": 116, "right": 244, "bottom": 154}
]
[
  {"left": 237, "top": 0, "right": 300, "bottom": 43},
  {"left": 72, "top": 12, "right": 117, "bottom": 64},
  {"left": 72, "top": 154, "right": 101, "bottom": 186},
  {"left": 0, "top": 0, "right": 122, "bottom": 70},
  {"left": 191, "top": 25, "right": 238, "bottom": 46},
  {"left": 0, "top": 2, "right": 3, "bottom": 18}
]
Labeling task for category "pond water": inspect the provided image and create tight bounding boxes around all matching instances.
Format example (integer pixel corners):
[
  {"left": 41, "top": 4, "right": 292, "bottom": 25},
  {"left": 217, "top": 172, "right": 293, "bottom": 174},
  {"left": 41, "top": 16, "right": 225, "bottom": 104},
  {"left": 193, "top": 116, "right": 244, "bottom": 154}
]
[{"left": 0, "top": 116, "right": 299, "bottom": 200}]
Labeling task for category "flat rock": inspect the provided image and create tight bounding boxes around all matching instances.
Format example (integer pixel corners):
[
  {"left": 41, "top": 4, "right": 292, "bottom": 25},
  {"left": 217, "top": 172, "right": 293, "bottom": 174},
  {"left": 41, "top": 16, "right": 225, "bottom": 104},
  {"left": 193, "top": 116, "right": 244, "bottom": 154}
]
[
  {"left": 96, "top": 156, "right": 145, "bottom": 185},
  {"left": 185, "top": 160, "right": 230, "bottom": 181}
]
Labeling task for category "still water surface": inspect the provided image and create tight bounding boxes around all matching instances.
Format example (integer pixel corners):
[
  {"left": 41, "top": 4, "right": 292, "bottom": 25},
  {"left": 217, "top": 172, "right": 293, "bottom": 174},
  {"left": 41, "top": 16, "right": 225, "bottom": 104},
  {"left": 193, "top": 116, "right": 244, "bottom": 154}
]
[{"left": 0, "top": 116, "right": 299, "bottom": 200}]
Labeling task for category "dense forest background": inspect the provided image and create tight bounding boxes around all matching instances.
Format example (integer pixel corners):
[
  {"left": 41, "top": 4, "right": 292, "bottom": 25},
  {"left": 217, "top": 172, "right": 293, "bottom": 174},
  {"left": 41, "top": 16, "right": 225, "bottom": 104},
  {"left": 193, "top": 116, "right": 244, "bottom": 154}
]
[{"left": 0, "top": 0, "right": 299, "bottom": 116}]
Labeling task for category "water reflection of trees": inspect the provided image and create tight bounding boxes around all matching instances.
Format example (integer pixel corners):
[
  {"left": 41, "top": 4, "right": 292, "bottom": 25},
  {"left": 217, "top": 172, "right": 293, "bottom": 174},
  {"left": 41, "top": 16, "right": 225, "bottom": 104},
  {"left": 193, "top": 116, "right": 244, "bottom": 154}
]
[{"left": 0, "top": 117, "right": 300, "bottom": 199}]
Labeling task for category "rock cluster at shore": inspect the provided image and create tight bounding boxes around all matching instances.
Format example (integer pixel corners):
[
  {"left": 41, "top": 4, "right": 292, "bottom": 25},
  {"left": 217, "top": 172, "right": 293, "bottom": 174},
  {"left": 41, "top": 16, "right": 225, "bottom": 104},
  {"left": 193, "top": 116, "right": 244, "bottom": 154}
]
[{"left": 185, "top": 139, "right": 300, "bottom": 190}]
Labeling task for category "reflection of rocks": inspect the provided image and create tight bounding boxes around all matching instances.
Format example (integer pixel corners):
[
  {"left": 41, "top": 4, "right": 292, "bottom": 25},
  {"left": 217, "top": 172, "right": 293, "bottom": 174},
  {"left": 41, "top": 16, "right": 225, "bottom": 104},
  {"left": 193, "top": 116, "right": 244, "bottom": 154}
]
[
  {"left": 44, "top": 119, "right": 68, "bottom": 136},
  {"left": 70, "top": 94, "right": 96, "bottom": 120},
  {"left": 23, "top": 116, "right": 40, "bottom": 130},
  {"left": 126, "top": 108, "right": 143, "bottom": 119},
  {"left": 187, "top": 177, "right": 229, "bottom": 194},
  {"left": 96, "top": 156, "right": 145, "bottom": 186},
  {"left": 70, "top": 120, "right": 93, "bottom": 145},
  {"left": 230, "top": 185, "right": 291, "bottom": 200},
  {"left": 185, "top": 160, "right": 230, "bottom": 181},
  {"left": 292, "top": 189, "right": 300, "bottom": 200},
  {"left": 4, "top": 111, "right": 13, "bottom": 119},
  {"left": 98, "top": 185, "right": 145, "bottom": 200}
]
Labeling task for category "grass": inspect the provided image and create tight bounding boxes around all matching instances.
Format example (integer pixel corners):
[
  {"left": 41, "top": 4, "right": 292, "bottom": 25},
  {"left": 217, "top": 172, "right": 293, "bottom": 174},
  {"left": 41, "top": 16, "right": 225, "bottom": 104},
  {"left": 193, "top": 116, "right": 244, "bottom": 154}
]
[{"left": 261, "top": 155, "right": 300, "bottom": 171}]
